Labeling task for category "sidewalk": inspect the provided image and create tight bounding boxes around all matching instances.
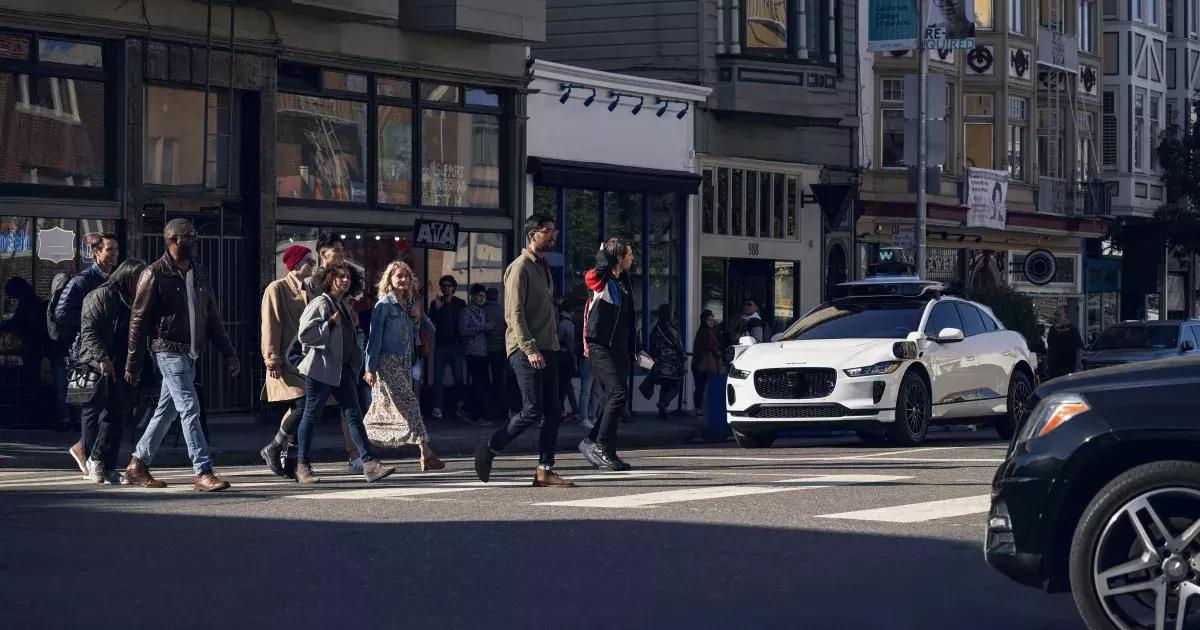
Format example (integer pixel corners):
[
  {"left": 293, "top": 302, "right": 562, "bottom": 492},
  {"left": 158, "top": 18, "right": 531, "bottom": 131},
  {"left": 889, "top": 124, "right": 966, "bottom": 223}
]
[{"left": 0, "top": 412, "right": 704, "bottom": 471}]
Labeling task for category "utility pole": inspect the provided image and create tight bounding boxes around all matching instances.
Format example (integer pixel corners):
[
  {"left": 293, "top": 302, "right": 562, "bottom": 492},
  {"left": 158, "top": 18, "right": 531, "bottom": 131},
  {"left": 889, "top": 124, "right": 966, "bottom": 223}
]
[{"left": 915, "top": 0, "right": 928, "bottom": 279}]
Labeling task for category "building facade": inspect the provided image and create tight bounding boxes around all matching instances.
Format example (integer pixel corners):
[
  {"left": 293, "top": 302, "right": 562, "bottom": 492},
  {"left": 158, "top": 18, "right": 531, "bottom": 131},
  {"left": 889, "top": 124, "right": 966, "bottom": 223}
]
[
  {"left": 1104, "top": 0, "right": 1200, "bottom": 324},
  {"left": 536, "top": 0, "right": 859, "bottom": 341},
  {"left": 0, "top": 0, "right": 544, "bottom": 417},
  {"left": 857, "top": 0, "right": 1108, "bottom": 339}
]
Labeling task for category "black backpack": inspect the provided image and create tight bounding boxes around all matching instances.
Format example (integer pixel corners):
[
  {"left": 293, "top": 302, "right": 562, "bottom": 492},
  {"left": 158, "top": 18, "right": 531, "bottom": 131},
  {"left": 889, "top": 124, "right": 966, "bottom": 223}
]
[{"left": 45, "top": 272, "right": 71, "bottom": 342}]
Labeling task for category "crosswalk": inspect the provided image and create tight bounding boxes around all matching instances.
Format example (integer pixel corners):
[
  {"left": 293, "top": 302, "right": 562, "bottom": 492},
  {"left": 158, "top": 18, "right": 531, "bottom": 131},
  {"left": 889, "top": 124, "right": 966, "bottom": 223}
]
[{"left": 0, "top": 446, "right": 1004, "bottom": 525}]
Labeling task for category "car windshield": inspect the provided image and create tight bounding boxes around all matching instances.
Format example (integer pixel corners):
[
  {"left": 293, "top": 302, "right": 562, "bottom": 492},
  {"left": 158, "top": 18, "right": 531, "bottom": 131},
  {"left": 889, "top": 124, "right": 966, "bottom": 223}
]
[
  {"left": 1092, "top": 325, "right": 1180, "bottom": 350},
  {"left": 779, "top": 300, "right": 926, "bottom": 341}
]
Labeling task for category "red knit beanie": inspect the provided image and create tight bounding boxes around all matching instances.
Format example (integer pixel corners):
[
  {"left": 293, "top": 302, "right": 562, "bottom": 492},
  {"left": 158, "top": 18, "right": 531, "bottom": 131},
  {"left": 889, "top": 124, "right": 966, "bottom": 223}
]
[{"left": 282, "top": 245, "right": 312, "bottom": 271}]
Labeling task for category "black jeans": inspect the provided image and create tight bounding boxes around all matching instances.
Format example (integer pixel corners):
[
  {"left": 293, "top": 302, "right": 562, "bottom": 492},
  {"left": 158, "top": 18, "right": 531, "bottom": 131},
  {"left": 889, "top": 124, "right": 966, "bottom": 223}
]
[
  {"left": 81, "top": 380, "right": 133, "bottom": 471},
  {"left": 489, "top": 351, "right": 561, "bottom": 467},
  {"left": 692, "top": 369, "right": 710, "bottom": 410},
  {"left": 486, "top": 350, "right": 511, "bottom": 418},
  {"left": 587, "top": 345, "right": 628, "bottom": 450},
  {"left": 656, "top": 379, "right": 681, "bottom": 412},
  {"left": 465, "top": 355, "right": 491, "bottom": 420}
]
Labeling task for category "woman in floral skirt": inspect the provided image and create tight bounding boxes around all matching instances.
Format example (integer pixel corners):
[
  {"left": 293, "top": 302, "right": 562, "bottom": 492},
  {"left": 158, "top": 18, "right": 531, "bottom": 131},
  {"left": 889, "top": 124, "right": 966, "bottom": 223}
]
[{"left": 363, "top": 261, "right": 445, "bottom": 470}]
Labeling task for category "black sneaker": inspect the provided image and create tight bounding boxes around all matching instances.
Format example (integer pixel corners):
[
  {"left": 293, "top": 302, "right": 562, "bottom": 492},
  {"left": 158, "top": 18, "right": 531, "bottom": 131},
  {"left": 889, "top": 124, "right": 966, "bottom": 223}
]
[
  {"left": 592, "top": 447, "right": 621, "bottom": 472},
  {"left": 474, "top": 442, "right": 496, "bottom": 483},
  {"left": 610, "top": 452, "right": 633, "bottom": 472}
]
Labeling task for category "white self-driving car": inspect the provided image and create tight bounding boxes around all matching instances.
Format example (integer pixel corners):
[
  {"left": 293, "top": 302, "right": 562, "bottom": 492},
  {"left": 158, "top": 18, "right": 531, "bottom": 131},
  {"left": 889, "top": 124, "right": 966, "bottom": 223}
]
[{"left": 725, "top": 278, "right": 1038, "bottom": 447}]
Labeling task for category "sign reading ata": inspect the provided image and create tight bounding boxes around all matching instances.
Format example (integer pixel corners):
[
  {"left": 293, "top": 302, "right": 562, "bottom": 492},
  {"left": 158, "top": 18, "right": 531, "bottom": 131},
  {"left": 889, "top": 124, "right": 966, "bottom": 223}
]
[{"left": 413, "top": 219, "right": 459, "bottom": 252}]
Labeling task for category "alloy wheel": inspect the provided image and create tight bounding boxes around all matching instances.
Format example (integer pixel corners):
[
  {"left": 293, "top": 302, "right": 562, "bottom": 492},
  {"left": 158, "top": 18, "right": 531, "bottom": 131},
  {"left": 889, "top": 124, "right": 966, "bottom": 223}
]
[
  {"left": 1092, "top": 488, "right": 1200, "bottom": 630},
  {"left": 904, "top": 381, "right": 927, "bottom": 434},
  {"left": 1010, "top": 378, "right": 1033, "bottom": 425}
]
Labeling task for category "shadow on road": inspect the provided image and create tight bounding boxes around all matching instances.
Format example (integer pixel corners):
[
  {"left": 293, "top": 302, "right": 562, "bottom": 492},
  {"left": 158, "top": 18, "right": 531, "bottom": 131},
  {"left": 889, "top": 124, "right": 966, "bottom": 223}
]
[{"left": 0, "top": 492, "right": 1081, "bottom": 630}]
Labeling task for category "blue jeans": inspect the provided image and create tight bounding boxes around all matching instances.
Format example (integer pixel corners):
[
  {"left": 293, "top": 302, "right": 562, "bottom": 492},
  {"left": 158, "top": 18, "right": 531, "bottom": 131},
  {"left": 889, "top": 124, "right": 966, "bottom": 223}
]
[
  {"left": 297, "top": 365, "right": 375, "bottom": 465},
  {"left": 432, "top": 344, "right": 464, "bottom": 409},
  {"left": 134, "top": 353, "right": 212, "bottom": 475},
  {"left": 488, "top": 352, "right": 561, "bottom": 467},
  {"left": 577, "top": 358, "right": 591, "bottom": 420}
]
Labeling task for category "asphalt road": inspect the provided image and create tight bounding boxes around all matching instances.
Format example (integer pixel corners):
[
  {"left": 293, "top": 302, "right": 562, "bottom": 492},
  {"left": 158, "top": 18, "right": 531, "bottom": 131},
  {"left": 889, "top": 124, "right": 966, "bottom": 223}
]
[{"left": 0, "top": 433, "right": 1083, "bottom": 630}]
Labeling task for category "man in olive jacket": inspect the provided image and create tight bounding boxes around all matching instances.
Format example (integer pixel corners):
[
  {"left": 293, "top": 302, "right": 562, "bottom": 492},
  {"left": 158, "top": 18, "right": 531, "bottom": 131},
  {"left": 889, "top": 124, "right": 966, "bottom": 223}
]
[
  {"left": 123, "top": 218, "right": 241, "bottom": 492},
  {"left": 474, "top": 214, "right": 573, "bottom": 487}
]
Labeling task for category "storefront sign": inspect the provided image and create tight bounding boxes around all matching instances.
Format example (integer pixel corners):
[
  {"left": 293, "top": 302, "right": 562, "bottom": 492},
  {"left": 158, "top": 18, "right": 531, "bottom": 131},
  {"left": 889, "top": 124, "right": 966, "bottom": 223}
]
[
  {"left": 868, "top": 0, "right": 919, "bottom": 52},
  {"left": 892, "top": 225, "right": 915, "bottom": 251},
  {"left": 413, "top": 219, "right": 459, "bottom": 252},
  {"left": 0, "top": 222, "right": 32, "bottom": 255},
  {"left": 1037, "top": 27, "right": 1079, "bottom": 73},
  {"left": 924, "top": 0, "right": 976, "bottom": 50},
  {"left": 966, "top": 167, "right": 1008, "bottom": 230},
  {"left": 38, "top": 226, "right": 76, "bottom": 263},
  {"left": 1023, "top": 249, "right": 1058, "bottom": 286}
]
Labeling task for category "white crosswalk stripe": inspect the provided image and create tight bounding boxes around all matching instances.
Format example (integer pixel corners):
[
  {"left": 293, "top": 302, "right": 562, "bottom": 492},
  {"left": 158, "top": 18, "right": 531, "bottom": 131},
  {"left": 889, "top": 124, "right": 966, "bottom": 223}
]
[
  {"left": 533, "top": 474, "right": 912, "bottom": 509},
  {"left": 287, "top": 471, "right": 676, "bottom": 500},
  {"left": 815, "top": 494, "right": 992, "bottom": 523}
]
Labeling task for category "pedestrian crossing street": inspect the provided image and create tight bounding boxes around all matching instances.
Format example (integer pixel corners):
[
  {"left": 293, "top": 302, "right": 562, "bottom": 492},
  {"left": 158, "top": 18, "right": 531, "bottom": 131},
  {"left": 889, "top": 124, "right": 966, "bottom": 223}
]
[{"left": 0, "top": 443, "right": 1008, "bottom": 526}]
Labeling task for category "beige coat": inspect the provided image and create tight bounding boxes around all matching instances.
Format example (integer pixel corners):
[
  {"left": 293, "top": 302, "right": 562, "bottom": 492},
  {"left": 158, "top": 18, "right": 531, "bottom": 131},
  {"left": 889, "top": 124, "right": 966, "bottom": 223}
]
[{"left": 261, "top": 272, "right": 308, "bottom": 401}]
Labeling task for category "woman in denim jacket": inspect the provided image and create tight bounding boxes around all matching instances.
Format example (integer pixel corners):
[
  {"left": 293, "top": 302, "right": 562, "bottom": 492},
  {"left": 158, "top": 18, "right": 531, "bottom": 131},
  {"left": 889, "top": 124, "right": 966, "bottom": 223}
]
[{"left": 362, "top": 261, "right": 445, "bottom": 471}]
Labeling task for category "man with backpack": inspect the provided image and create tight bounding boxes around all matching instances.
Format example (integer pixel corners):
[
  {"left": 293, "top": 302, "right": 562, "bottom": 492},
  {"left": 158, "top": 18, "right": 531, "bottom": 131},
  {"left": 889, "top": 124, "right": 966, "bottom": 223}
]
[{"left": 52, "top": 233, "right": 119, "bottom": 474}]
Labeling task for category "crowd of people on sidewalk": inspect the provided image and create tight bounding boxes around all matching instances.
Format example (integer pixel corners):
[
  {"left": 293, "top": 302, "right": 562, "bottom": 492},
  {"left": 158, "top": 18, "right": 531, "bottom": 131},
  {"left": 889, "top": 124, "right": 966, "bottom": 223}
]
[{"left": 40, "top": 212, "right": 768, "bottom": 492}]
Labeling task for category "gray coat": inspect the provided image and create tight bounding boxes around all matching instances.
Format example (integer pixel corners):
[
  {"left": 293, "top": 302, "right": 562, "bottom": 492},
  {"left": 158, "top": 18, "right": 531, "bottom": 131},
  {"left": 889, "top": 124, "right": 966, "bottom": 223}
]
[{"left": 296, "top": 293, "right": 362, "bottom": 387}]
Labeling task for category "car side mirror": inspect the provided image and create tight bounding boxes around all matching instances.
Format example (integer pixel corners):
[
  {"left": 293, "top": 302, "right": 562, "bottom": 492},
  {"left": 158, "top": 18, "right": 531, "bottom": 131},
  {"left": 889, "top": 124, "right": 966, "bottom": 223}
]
[
  {"left": 770, "top": 332, "right": 784, "bottom": 343},
  {"left": 1184, "top": 340, "right": 1196, "bottom": 352},
  {"left": 934, "top": 327, "right": 965, "bottom": 343}
]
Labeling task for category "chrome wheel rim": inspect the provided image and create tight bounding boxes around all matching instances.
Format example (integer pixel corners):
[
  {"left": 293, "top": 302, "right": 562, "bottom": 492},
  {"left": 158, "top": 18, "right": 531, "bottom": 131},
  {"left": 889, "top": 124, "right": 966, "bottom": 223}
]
[
  {"left": 903, "top": 382, "right": 927, "bottom": 435},
  {"left": 1010, "top": 378, "right": 1033, "bottom": 425},
  {"left": 1092, "top": 487, "right": 1200, "bottom": 630}
]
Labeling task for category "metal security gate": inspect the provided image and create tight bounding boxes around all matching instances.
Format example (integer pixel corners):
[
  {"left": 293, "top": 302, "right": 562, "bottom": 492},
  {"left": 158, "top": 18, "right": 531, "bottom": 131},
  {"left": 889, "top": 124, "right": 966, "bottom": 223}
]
[{"left": 142, "top": 204, "right": 253, "bottom": 414}]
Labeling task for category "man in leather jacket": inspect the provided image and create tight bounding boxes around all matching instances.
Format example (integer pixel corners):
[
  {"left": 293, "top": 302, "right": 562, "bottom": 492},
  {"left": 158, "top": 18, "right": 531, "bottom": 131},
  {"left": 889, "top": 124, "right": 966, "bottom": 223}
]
[{"left": 122, "top": 218, "right": 241, "bottom": 492}]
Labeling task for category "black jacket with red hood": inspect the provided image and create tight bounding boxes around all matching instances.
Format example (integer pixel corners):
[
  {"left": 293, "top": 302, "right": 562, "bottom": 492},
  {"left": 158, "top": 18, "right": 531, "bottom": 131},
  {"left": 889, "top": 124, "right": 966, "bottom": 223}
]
[{"left": 583, "top": 248, "right": 636, "bottom": 357}]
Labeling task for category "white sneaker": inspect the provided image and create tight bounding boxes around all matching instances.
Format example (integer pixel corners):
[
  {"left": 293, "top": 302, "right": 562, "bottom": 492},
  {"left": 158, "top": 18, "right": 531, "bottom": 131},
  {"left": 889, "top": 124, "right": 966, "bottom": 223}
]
[
  {"left": 85, "top": 458, "right": 104, "bottom": 484},
  {"left": 431, "top": 407, "right": 443, "bottom": 419}
]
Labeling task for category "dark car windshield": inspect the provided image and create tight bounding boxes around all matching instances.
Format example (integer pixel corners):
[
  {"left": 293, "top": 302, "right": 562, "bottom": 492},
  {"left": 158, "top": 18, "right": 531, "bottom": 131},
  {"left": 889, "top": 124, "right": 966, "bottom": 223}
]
[
  {"left": 1092, "top": 325, "right": 1180, "bottom": 350},
  {"left": 780, "top": 300, "right": 926, "bottom": 341}
]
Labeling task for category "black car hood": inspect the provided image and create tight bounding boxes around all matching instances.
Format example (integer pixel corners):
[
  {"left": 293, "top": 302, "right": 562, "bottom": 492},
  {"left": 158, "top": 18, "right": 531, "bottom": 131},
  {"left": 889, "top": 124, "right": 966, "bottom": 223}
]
[{"left": 1038, "top": 354, "right": 1200, "bottom": 397}]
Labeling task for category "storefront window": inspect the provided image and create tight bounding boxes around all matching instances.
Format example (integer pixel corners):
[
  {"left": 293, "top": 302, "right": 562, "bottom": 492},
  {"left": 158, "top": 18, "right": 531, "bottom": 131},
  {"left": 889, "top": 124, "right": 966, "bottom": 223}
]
[
  {"left": 1, "top": 216, "right": 117, "bottom": 317},
  {"left": 606, "top": 191, "right": 645, "bottom": 335},
  {"left": 144, "top": 85, "right": 229, "bottom": 187},
  {"left": 377, "top": 105, "right": 413, "bottom": 205},
  {"left": 717, "top": 167, "right": 729, "bottom": 235},
  {"left": 564, "top": 189, "right": 600, "bottom": 290},
  {"left": 731, "top": 169, "right": 743, "bottom": 236},
  {"left": 702, "top": 258, "right": 726, "bottom": 326},
  {"left": 701, "top": 169, "right": 714, "bottom": 233},
  {"left": 275, "top": 93, "right": 368, "bottom": 202},
  {"left": 774, "top": 261, "right": 796, "bottom": 332},
  {"left": 647, "top": 194, "right": 682, "bottom": 326},
  {"left": 421, "top": 110, "right": 500, "bottom": 208},
  {"left": 0, "top": 73, "right": 106, "bottom": 186}
]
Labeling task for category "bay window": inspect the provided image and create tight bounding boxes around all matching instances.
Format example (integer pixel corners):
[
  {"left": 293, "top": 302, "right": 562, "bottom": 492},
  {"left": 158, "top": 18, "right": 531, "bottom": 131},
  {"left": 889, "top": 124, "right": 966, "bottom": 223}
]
[{"left": 739, "top": 0, "right": 836, "bottom": 61}]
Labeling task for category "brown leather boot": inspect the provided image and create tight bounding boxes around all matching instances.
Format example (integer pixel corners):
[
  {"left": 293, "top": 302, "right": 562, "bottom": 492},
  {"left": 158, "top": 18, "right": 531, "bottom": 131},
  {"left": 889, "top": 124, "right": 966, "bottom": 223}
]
[
  {"left": 123, "top": 457, "right": 167, "bottom": 488},
  {"left": 533, "top": 468, "right": 575, "bottom": 488},
  {"left": 295, "top": 462, "right": 320, "bottom": 484},
  {"left": 361, "top": 459, "right": 396, "bottom": 483},
  {"left": 193, "top": 471, "right": 230, "bottom": 492}
]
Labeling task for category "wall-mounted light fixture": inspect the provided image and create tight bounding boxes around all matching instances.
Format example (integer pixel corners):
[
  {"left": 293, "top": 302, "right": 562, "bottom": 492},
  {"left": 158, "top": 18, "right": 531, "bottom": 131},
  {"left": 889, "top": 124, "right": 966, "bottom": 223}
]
[
  {"left": 559, "top": 83, "right": 597, "bottom": 106},
  {"left": 608, "top": 90, "right": 646, "bottom": 114},
  {"left": 655, "top": 97, "right": 690, "bottom": 118}
]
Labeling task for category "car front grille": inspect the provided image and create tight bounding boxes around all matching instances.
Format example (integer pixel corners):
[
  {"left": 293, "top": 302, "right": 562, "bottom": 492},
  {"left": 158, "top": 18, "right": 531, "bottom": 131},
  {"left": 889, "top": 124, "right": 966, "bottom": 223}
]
[
  {"left": 740, "top": 404, "right": 873, "bottom": 419},
  {"left": 753, "top": 368, "right": 837, "bottom": 399}
]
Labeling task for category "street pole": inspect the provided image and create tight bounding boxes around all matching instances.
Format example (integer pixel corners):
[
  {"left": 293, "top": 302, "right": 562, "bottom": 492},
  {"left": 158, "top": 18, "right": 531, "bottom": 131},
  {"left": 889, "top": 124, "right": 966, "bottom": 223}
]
[{"left": 915, "top": 0, "right": 928, "bottom": 279}]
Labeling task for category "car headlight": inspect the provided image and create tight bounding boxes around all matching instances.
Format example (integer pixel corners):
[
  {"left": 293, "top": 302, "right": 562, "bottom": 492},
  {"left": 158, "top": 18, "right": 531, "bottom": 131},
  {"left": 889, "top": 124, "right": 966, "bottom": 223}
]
[
  {"left": 1017, "top": 393, "right": 1091, "bottom": 443},
  {"left": 728, "top": 366, "right": 751, "bottom": 379},
  {"left": 843, "top": 361, "right": 903, "bottom": 377}
]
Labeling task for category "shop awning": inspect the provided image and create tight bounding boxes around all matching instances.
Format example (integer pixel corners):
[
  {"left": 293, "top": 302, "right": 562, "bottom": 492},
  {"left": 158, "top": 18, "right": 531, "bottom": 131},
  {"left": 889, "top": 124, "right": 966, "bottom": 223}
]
[{"left": 527, "top": 157, "right": 702, "bottom": 195}]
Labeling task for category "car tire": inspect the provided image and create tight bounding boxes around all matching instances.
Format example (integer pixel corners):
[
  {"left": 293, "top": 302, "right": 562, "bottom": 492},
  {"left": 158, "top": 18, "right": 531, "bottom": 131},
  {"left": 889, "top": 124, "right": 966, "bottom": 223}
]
[
  {"left": 886, "top": 371, "right": 930, "bottom": 446},
  {"left": 995, "top": 370, "right": 1034, "bottom": 441},
  {"left": 1068, "top": 460, "right": 1200, "bottom": 630},
  {"left": 732, "top": 428, "right": 777, "bottom": 449}
]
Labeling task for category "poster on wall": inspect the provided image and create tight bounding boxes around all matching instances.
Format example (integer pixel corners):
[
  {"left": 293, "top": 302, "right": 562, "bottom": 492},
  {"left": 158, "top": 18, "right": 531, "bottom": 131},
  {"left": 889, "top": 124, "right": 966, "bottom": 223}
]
[
  {"left": 925, "top": 0, "right": 976, "bottom": 50},
  {"left": 966, "top": 167, "right": 1008, "bottom": 230},
  {"left": 867, "top": 0, "right": 919, "bottom": 51},
  {"left": 413, "top": 219, "right": 459, "bottom": 252}
]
